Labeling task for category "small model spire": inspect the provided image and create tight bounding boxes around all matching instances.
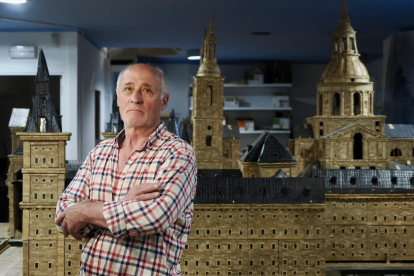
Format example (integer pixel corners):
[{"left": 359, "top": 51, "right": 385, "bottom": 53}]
[
  {"left": 167, "top": 109, "right": 180, "bottom": 137},
  {"left": 209, "top": 15, "right": 214, "bottom": 33},
  {"left": 27, "top": 49, "right": 62, "bottom": 133},
  {"left": 35, "top": 48, "right": 50, "bottom": 83},
  {"left": 320, "top": 0, "right": 369, "bottom": 83},
  {"left": 196, "top": 16, "right": 221, "bottom": 77}
]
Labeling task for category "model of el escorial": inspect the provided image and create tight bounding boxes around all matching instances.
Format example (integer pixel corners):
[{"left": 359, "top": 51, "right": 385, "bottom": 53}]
[{"left": 289, "top": 0, "right": 414, "bottom": 177}]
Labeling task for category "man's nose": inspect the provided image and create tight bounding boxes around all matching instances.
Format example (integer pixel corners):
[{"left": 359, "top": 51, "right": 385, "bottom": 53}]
[{"left": 130, "top": 90, "right": 143, "bottom": 103}]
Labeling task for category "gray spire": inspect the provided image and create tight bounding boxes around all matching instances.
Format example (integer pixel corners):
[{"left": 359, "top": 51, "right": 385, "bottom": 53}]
[{"left": 35, "top": 48, "right": 50, "bottom": 83}]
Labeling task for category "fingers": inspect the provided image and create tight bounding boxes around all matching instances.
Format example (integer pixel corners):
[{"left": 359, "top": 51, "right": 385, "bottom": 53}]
[
  {"left": 134, "top": 191, "right": 160, "bottom": 201},
  {"left": 62, "top": 219, "right": 68, "bottom": 238},
  {"left": 55, "top": 212, "right": 66, "bottom": 225}
]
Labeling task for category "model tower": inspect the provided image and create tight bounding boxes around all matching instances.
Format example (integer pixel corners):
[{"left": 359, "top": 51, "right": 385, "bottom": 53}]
[
  {"left": 308, "top": 0, "right": 386, "bottom": 136},
  {"left": 19, "top": 49, "right": 71, "bottom": 276},
  {"left": 191, "top": 16, "right": 226, "bottom": 169}
]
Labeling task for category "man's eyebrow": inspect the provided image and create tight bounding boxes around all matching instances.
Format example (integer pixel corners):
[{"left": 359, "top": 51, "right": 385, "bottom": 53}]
[
  {"left": 123, "top": 82, "right": 134, "bottom": 86},
  {"left": 141, "top": 83, "right": 152, "bottom": 87}
]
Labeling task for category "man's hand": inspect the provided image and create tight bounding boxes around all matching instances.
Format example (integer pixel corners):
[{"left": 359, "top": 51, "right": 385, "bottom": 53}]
[
  {"left": 55, "top": 200, "right": 98, "bottom": 241},
  {"left": 124, "top": 182, "right": 161, "bottom": 201}
]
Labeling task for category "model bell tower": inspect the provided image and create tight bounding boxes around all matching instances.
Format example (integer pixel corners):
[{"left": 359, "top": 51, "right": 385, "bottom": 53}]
[
  {"left": 192, "top": 16, "right": 226, "bottom": 169},
  {"left": 19, "top": 49, "right": 71, "bottom": 276},
  {"left": 308, "top": 0, "right": 386, "bottom": 139}
]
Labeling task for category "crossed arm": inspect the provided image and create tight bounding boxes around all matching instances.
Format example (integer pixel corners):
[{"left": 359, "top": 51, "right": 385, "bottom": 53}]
[
  {"left": 55, "top": 183, "right": 161, "bottom": 240},
  {"left": 55, "top": 143, "right": 197, "bottom": 241}
]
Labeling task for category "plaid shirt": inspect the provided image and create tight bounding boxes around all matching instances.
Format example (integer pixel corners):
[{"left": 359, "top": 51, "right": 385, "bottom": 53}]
[{"left": 56, "top": 123, "right": 197, "bottom": 276}]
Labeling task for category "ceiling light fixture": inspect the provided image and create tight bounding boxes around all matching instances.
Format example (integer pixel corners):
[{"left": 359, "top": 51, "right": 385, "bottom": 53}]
[
  {"left": 0, "top": 0, "right": 28, "bottom": 3},
  {"left": 186, "top": 49, "right": 200, "bottom": 60}
]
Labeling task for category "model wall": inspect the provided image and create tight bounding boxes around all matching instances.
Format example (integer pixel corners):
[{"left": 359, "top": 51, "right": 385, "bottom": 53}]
[{"left": 181, "top": 196, "right": 414, "bottom": 276}]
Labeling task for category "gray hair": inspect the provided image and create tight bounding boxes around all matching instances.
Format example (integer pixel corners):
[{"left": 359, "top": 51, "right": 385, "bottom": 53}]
[{"left": 116, "top": 63, "right": 168, "bottom": 98}]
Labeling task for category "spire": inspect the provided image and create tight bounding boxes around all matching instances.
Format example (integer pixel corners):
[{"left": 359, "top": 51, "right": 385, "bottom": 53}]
[
  {"left": 209, "top": 15, "right": 214, "bottom": 33},
  {"left": 341, "top": 0, "right": 348, "bottom": 19},
  {"left": 196, "top": 16, "right": 221, "bottom": 77},
  {"left": 35, "top": 48, "right": 50, "bottom": 82},
  {"left": 204, "top": 27, "right": 207, "bottom": 40}
]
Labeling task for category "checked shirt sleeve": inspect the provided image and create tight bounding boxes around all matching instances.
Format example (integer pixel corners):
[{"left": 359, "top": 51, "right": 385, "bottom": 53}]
[
  {"left": 55, "top": 151, "right": 93, "bottom": 234},
  {"left": 103, "top": 143, "right": 197, "bottom": 238}
]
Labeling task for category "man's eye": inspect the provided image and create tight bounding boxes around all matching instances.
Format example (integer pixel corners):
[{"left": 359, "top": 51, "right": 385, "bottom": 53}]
[{"left": 143, "top": 88, "right": 152, "bottom": 93}]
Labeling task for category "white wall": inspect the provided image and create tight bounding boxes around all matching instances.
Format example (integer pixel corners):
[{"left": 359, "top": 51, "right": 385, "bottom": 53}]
[
  {"left": 80, "top": 38, "right": 110, "bottom": 160},
  {"left": 0, "top": 32, "right": 80, "bottom": 160}
]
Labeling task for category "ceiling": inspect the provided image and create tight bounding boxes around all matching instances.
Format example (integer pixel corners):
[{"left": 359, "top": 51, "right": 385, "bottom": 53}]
[{"left": 1, "top": 0, "right": 414, "bottom": 63}]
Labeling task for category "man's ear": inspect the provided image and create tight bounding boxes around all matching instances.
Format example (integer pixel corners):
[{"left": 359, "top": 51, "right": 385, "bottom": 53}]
[{"left": 161, "top": 94, "right": 169, "bottom": 111}]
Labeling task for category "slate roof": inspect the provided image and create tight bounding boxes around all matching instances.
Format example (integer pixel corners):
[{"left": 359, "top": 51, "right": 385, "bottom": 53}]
[
  {"left": 323, "top": 124, "right": 356, "bottom": 138},
  {"left": 194, "top": 177, "right": 325, "bottom": 204},
  {"left": 198, "top": 169, "right": 242, "bottom": 178},
  {"left": 312, "top": 169, "right": 414, "bottom": 194},
  {"left": 240, "top": 132, "right": 296, "bottom": 163},
  {"left": 390, "top": 161, "right": 414, "bottom": 171},
  {"left": 274, "top": 169, "right": 289, "bottom": 178},
  {"left": 223, "top": 124, "right": 240, "bottom": 139},
  {"left": 298, "top": 161, "right": 321, "bottom": 177},
  {"left": 291, "top": 123, "right": 314, "bottom": 139},
  {"left": 35, "top": 48, "right": 50, "bottom": 82},
  {"left": 11, "top": 142, "right": 23, "bottom": 156},
  {"left": 385, "top": 124, "right": 414, "bottom": 138}
]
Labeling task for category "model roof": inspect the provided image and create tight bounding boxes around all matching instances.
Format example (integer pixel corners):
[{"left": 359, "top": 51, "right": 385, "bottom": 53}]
[
  {"left": 385, "top": 124, "right": 414, "bottom": 138},
  {"left": 198, "top": 169, "right": 242, "bottom": 178},
  {"left": 240, "top": 132, "right": 296, "bottom": 163},
  {"left": 312, "top": 169, "right": 414, "bottom": 194},
  {"left": 194, "top": 177, "right": 325, "bottom": 204},
  {"left": 390, "top": 161, "right": 414, "bottom": 170},
  {"left": 34, "top": 48, "right": 50, "bottom": 82},
  {"left": 323, "top": 124, "right": 356, "bottom": 138}
]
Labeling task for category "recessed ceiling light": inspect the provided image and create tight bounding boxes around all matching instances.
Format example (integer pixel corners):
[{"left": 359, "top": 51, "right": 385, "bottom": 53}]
[
  {"left": 188, "top": 56, "right": 200, "bottom": 60},
  {"left": 251, "top": 32, "right": 271, "bottom": 36},
  {"left": 0, "top": 0, "right": 27, "bottom": 4},
  {"left": 186, "top": 49, "right": 200, "bottom": 60}
]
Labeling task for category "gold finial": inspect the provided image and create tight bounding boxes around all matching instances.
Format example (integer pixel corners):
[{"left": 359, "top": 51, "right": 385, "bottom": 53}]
[{"left": 209, "top": 15, "right": 214, "bottom": 33}]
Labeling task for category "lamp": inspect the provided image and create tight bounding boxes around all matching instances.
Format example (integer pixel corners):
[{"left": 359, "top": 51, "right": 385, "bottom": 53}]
[
  {"left": 0, "top": 0, "right": 28, "bottom": 3},
  {"left": 186, "top": 49, "right": 200, "bottom": 60},
  {"left": 9, "top": 46, "right": 36, "bottom": 59}
]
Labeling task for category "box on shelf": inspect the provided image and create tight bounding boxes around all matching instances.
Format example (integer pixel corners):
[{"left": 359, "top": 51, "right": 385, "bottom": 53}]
[
  {"left": 224, "top": 97, "right": 240, "bottom": 107},
  {"left": 272, "top": 95, "right": 289, "bottom": 108},
  {"left": 237, "top": 119, "right": 254, "bottom": 132},
  {"left": 273, "top": 117, "right": 290, "bottom": 129}
]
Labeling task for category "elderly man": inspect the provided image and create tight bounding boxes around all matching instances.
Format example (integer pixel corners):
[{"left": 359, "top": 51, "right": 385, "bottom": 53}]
[{"left": 56, "top": 64, "right": 197, "bottom": 275}]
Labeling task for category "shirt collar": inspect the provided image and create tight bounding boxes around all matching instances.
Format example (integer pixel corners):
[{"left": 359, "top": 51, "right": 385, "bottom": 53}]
[{"left": 114, "top": 122, "right": 169, "bottom": 151}]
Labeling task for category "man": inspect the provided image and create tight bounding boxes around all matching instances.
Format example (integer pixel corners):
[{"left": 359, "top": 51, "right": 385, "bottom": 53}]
[{"left": 56, "top": 64, "right": 197, "bottom": 275}]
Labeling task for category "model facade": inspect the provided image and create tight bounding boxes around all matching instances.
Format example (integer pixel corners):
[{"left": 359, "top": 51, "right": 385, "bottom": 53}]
[{"left": 289, "top": 0, "right": 414, "bottom": 177}]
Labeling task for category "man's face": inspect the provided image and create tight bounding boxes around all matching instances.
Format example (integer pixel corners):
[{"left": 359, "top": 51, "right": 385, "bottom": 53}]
[{"left": 117, "top": 64, "right": 169, "bottom": 130}]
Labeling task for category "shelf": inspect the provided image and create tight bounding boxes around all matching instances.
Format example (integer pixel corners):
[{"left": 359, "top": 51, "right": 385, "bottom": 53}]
[
  {"left": 224, "top": 107, "right": 291, "bottom": 111},
  {"left": 189, "top": 107, "right": 291, "bottom": 111},
  {"left": 223, "top": 83, "right": 292, "bottom": 88},
  {"left": 239, "top": 130, "right": 291, "bottom": 134},
  {"left": 189, "top": 83, "right": 292, "bottom": 88}
]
